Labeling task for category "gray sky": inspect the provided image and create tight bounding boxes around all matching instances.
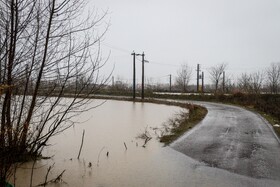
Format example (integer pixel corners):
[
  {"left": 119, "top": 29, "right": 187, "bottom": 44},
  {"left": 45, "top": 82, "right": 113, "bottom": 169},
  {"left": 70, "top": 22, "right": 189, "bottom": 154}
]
[{"left": 90, "top": 0, "right": 280, "bottom": 85}]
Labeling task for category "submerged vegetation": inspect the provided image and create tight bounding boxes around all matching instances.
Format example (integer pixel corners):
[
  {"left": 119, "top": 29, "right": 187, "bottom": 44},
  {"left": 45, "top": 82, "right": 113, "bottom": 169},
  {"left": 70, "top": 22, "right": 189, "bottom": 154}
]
[
  {"left": 94, "top": 96, "right": 208, "bottom": 145},
  {"left": 0, "top": 0, "right": 108, "bottom": 185},
  {"left": 158, "top": 104, "right": 207, "bottom": 145}
]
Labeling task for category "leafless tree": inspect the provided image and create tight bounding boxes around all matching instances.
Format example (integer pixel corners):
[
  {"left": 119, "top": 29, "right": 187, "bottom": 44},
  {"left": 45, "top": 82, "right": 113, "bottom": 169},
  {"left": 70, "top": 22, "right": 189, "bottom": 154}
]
[
  {"left": 238, "top": 72, "right": 264, "bottom": 94},
  {"left": 238, "top": 73, "right": 252, "bottom": 93},
  {"left": 0, "top": 0, "right": 108, "bottom": 183},
  {"left": 176, "top": 64, "right": 192, "bottom": 92},
  {"left": 208, "top": 63, "right": 227, "bottom": 93},
  {"left": 250, "top": 71, "right": 264, "bottom": 94},
  {"left": 223, "top": 74, "right": 235, "bottom": 93},
  {"left": 266, "top": 63, "right": 280, "bottom": 94}
]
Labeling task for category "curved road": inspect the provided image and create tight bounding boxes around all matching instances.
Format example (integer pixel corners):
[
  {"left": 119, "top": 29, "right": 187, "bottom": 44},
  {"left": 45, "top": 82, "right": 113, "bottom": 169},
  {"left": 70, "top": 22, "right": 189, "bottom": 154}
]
[{"left": 171, "top": 101, "right": 280, "bottom": 182}]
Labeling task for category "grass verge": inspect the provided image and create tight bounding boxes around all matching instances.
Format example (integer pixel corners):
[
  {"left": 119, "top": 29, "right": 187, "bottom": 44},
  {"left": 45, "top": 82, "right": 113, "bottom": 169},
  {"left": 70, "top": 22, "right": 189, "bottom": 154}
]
[
  {"left": 132, "top": 98, "right": 208, "bottom": 145},
  {"left": 247, "top": 107, "right": 280, "bottom": 138},
  {"left": 159, "top": 104, "right": 207, "bottom": 145}
]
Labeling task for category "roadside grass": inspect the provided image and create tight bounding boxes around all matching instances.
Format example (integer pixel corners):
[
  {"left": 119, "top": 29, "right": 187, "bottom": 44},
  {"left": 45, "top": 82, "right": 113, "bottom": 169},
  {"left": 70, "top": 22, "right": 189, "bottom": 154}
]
[
  {"left": 159, "top": 104, "right": 207, "bottom": 145},
  {"left": 251, "top": 109, "right": 280, "bottom": 138},
  {"left": 136, "top": 99, "right": 208, "bottom": 145}
]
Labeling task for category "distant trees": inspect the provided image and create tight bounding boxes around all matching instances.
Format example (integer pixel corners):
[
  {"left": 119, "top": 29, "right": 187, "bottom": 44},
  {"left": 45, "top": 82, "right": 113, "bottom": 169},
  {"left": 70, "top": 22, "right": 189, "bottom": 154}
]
[
  {"left": 223, "top": 74, "right": 235, "bottom": 93},
  {"left": 208, "top": 63, "right": 227, "bottom": 93},
  {"left": 266, "top": 63, "right": 280, "bottom": 94},
  {"left": 250, "top": 71, "right": 265, "bottom": 94},
  {"left": 172, "top": 62, "right": 279, "bottom": 95},
  {"left": 176, "top": 64, "right": 192, "bottom": 92},
  {"left": 238, "top": 72, "right": 264, "bottom": 94},
  {"left": 238, "top": 73, "right": 252, "bottom": 93},
  {"left": 0, "top": 0, "right": 108, "bottom": 183}
]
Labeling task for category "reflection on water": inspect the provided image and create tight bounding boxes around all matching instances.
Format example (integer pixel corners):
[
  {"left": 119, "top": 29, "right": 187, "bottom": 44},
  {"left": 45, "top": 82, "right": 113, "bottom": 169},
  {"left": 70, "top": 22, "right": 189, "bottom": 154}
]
[
  {"left": 12, "top": 100, "right": 280, "bottom": 187},
  {"left": 13, "top": 99, "right": 183, "bottom": 186}
]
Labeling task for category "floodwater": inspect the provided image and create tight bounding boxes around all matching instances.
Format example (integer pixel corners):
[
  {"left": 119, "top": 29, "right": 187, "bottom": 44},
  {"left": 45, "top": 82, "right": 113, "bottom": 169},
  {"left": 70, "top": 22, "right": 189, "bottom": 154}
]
[
  {"left": 12, "top": 99, "right": 184, "bottom": 186},
  {"left": 11, "top": 99, "right": 279, "bottom": 187}
]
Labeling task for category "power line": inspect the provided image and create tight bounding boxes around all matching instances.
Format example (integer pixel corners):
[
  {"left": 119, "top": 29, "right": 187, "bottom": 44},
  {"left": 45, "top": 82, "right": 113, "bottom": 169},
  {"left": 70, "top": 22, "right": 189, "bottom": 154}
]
[
  {"left": 147, "top": 74, "right": 170, "bottom": 79},
  {"left": 102, "top": 42, "right": 182, "bottom": 67},
  {"left": 102, "top": 42, "right": 131, "bottom": 54},
  {"left": 102, "top": 42, "right": 269, "bottom": 72},
  {"left": 148, "top": 61, "right": 181, "bottom": 67}
]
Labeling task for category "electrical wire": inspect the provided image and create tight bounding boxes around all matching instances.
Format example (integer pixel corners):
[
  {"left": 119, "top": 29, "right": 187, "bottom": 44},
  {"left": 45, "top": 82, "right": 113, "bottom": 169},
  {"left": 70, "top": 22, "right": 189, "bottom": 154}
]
[{"left": 102, "top": 42, "right": 267, "bottom": 72}]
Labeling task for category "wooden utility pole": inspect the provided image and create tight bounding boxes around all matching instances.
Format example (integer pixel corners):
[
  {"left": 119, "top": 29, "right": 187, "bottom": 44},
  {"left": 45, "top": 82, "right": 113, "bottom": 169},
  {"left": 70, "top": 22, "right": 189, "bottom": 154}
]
[
  {"left": 131, "top": 51, "right": 147, "bottom": 100},
  {"left": 197, "top": 64, "right": 200, "bottom": 92},
  {"left": 131, "top": 51, "right": 136, "bottom": 99},
  {"left": 112, "top": 76, "right": 114, "bottom": 86},
  {"left": 141, "top": 52, "right": 145, "bottom": 99},
  {"left": 202, "top": 72, "right": 204, "bottom": 93},
  {"left": 131, "top": 51, "right": 141, "bottom": 99},
  {"left": 222, "top": 71, "right": 225, "bottom": 93},
  {"left": 169, "top": 74, "right": 172, "bottom": 92}
]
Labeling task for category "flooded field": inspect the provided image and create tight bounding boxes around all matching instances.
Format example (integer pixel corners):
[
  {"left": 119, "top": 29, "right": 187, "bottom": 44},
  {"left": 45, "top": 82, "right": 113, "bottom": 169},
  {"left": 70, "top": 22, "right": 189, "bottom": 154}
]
[
  {"left": 11, "top": 99, "right": 279, "bottom": 187},
  {"left": 12, "top": 99, "right": 186, "bottom": 186}
]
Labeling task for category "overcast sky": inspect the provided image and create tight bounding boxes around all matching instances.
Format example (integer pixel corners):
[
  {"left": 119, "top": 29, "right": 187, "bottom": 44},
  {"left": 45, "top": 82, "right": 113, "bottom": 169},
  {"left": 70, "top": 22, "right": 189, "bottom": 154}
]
[{"left": 90, "top": 0, "right": 280, "bottom": 85}]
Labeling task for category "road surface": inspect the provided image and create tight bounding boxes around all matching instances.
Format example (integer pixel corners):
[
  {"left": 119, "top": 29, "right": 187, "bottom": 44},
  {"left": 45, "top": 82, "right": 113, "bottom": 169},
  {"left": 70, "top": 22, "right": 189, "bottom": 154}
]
[{"left": 171, "top": 101, "right": 280, "bottom": 182}]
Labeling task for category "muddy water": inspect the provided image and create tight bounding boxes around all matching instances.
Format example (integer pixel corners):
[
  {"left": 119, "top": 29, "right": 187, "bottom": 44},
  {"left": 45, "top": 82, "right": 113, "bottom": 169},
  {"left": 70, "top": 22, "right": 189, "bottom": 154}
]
[
  {"left": 13, "top": 99, "right": 185, "bottom": 186},
  {"left": 12, "top": 100, "right": 279, "bottom": 187}
]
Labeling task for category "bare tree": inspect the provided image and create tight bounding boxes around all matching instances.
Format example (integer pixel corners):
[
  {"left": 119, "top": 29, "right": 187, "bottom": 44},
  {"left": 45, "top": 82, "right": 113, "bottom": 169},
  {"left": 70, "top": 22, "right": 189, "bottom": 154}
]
[
  {"left": 208, "top": 63, "right": 227, "bottom": 93},
  {"left": 250, "top": 71, "right": 264, "bottom": 94},
  {"left": 223, "top": 74, "right": 235, "bottom": 93},
  {"left": 238, "top": 73, "right": 252, "bottom": 93},
  {"left": 238, "top": 71, "right": 264, "bottom": 94},
  {"left": 176, "top": 64, "right": 192, "bottom": 92},
  {"left": 0, "top": 0, "right": 108, "bottom": 183},
  {"left": 266, "top": 63, "right": 280, "bottom": 94}
]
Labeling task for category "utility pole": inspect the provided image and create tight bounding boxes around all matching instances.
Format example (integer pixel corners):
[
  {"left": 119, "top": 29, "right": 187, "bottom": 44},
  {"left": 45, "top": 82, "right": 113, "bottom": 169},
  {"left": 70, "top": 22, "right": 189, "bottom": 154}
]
[
  {"left": 131, "top": 51, "right": 136, "bottom": 99},
  {"left": 202, "top": 72, "right": 204, "bottom": 93},
  {"left": 112, "top": 76, "right": 114, "bottom": 86},
  {"left": 131, "top": 51, "right": 141, "bottom": 99},
  {"left": 222, "top": 71, "right": 225, "bottom": 93},
  {"left": 197, "top": 64, "right": 200, "bottom": 92},
  {"left": 169, "top": 74, "right": 172, "bottom": 92},
  {"left": 142, "top": 52, "right": 145, "bottom": 99},
  {"left": 141, "top": 52, "right": 148, "bottom": 99}
]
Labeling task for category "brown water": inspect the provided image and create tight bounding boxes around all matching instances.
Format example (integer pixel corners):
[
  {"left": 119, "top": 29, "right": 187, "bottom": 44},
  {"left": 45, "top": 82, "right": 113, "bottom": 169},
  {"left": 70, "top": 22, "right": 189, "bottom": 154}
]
[
  {"left": 11, "top": 99, "right": 279, "bottom": 187},
  {"left": 12, "top": 99, "right": 185, "bottom": 186}
]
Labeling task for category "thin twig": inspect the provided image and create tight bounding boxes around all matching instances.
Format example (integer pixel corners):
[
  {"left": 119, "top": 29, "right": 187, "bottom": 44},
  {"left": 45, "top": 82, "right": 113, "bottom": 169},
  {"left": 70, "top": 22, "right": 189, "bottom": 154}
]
[
  {"left": 142, "top": 137, "right": 152, "bottom": 147},
  {"left": 30, "top": 159, "right": 36, "bottom": 187},
  {"left": 54, "top": 170, "right": 66, "bottom": 183},
  {"left": 13, "top": 163, "right": 18, "bottom": 187},
  {"left": 97, "top": 146, "right": 105, "bottom": 166},
  {"left": 36, "top": 169, "right": 66, "bottom": 186},
  {"left": 123, "top": 142, "right": 127, "bottom": 150},
  {"left": 44, "top": 164, "right": 54, "bottom": 187},
  {"left": 77, "top": 129, "right": 85, "bottom": 159}
]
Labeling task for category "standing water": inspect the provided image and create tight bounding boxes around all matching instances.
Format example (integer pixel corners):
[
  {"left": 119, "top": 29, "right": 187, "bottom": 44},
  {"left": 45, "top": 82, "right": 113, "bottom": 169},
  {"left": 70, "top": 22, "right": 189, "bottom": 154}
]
[
  {"left": 13, "top": 99, "right": 184, "bottom": 186},
  {"left": 12, "top": 99, "right": 279, "bottom": 187}
]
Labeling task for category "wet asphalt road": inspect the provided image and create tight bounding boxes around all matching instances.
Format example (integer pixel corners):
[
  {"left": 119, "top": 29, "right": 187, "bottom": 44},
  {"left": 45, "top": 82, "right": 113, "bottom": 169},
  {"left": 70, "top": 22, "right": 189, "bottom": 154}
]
[{"left": 171, "top": 101, "right": 280, "bottom": 181}]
